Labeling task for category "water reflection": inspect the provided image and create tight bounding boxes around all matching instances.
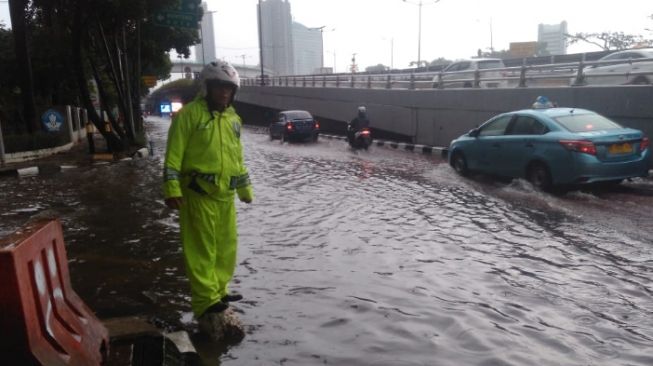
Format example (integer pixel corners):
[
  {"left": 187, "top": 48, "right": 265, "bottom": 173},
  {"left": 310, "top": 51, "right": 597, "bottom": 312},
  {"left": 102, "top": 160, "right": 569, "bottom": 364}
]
[{"left": 0, "top": 117, "right": 651, "bottom": 365}]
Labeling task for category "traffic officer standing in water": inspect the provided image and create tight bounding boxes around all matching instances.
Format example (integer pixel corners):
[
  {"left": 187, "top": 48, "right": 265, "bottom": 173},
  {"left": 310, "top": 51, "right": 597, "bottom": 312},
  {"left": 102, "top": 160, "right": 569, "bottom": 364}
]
[{"left": 162, "top": 60, "right": 253, "bottom": 333}]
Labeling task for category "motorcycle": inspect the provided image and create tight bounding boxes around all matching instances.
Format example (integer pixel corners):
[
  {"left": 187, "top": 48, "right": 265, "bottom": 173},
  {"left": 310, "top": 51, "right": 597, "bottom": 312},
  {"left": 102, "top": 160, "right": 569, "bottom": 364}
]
[{"left": 347, "top": 125, "right": 372, "bottom": 150}]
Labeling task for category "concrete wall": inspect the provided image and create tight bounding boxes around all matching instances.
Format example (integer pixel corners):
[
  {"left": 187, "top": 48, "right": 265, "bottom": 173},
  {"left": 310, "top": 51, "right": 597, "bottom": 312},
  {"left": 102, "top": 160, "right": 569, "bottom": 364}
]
[{"left": 236, "top": 85, "right": 653, "bottom": 147}]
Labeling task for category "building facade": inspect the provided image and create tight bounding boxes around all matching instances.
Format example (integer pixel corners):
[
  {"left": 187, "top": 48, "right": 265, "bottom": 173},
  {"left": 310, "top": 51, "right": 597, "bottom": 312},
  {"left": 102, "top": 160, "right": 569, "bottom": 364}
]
[
  {"left": 258, "top": 0, "right": 294, "bottom": 76},
  {"left": 538, "top": 21, "right": 568, "bottom": 55},
  {"left": 195, "top": 2, "right": 217, "bottom": 65},
  {"left": 292, "top": 22, "right": 322, "bottom": 75}
]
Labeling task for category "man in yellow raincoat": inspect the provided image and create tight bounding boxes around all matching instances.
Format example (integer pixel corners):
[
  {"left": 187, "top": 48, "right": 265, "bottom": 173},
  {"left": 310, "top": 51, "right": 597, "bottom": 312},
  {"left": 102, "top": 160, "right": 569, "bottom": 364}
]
[{"left": 162, "top": 60, "right": 253, "bottom": 330}]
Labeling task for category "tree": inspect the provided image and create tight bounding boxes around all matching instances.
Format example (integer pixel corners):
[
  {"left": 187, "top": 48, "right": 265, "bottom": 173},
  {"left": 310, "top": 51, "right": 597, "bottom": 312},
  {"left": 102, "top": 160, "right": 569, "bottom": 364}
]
[
  {"left": 8, "top": 0, "right": 38, "bottom": 134},
  {"left": 429, "top": 57, "right": 451, "bottom": 67},
  {"left": 536, "top": 42, "right": 550, "bottom": 57},
  {"left": 22, "top": 0, "right": 201, "bottom": 151},
  {"left": 477, "top": 48, "right": 511, "bottom": 59},
  {"left": 566, "top": 32, "right": 649, "bottom": 51},
  {"left": 409, "top": 60, "right": 429, "bottom": 67},
  {"left": 365, "top": 64, "right": 389, "bottom": 73}
]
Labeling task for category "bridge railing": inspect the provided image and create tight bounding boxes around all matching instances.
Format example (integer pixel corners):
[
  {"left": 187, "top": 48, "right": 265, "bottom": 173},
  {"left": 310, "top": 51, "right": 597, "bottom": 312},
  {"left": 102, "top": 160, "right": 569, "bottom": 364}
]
[{"left": 242, "top": 56, "right": 653, "bottom": 90}]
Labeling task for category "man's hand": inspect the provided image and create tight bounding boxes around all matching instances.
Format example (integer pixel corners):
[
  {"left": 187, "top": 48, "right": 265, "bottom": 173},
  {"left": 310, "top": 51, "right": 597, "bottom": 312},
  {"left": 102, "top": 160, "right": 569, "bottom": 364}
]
[{"left": 165, "top": 197, "right": 183, "bottom": 210}]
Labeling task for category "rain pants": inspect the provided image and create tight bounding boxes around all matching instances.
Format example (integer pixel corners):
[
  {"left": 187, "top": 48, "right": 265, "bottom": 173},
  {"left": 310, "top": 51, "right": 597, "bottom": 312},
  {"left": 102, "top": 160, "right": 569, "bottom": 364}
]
[{"left": 163, "top": 97, "right": 253, "bottom": 317}]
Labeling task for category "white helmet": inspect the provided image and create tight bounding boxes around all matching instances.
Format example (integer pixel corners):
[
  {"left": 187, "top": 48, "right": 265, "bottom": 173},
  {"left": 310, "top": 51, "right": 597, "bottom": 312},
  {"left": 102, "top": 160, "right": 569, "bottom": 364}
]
[
  {"left": 199, "top": 60, "right": 240, "bottom": 97},
  {"left": 357, "top": 106, "right": 366, "bottom": 113}
]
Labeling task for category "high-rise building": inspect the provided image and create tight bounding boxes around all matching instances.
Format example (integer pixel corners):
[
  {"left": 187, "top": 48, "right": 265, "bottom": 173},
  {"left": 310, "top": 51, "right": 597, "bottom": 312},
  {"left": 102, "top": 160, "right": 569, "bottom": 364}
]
[
  {"left": 258, "top": 0, "right": 294, "bottom": 76},
  {"left": 538, "top": 21, "right": 568, "bottom": 55},
  {"left": 196, "top": 2, "right": 216, "bottom": 64},
  {"left": 292, "top": 22, "right": 322, "bottom": 75}
]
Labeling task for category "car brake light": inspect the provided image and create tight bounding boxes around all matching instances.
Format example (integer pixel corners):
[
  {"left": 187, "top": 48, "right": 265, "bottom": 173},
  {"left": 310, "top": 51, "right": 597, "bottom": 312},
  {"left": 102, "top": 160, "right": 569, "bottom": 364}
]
[
  {"left": 361, "top": 130, "right": 370, "bottom": 135},
  {"left": 641, "top": 137, "right": 650, "bottom": 151},
  {"left": 559, "top": 140, "right": 596, "bottom": 155},
  {"left": 286, "top": 122, "right": 293, "bottom": 131},
  {"left": 315, "top": 120, "right": 320, "bottom": 129}
]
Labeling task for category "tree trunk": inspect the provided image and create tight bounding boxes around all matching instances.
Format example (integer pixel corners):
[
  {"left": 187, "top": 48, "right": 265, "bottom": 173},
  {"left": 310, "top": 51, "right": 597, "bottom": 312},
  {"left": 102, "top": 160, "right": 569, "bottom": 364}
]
[
  {"left": 8, "top": 0, "right": 38, "bottom": 134},
  {"left": 89, "top": 56, "right": 126, "bottom": 140},
  {"left": 71, "top": 3, "right": 123, "bottom": 151}
]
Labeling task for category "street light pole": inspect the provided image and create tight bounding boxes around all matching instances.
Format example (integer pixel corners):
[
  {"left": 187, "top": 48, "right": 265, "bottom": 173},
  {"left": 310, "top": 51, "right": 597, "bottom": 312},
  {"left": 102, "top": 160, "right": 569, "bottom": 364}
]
[
  {"left": 418, "top": 1, "right": 422, "bottom": 65},
  {"left": 403, "top": 0, "right": 440, "bottom": 67},
  {"left": 258, "top": 0, "right": 265, "bottom": 85}
]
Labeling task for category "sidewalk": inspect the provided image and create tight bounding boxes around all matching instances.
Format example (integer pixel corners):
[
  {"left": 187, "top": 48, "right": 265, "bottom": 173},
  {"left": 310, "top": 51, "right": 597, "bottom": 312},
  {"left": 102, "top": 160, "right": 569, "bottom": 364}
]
[{"left": 0, "top": 133, "right": 149, "bottom": 178}]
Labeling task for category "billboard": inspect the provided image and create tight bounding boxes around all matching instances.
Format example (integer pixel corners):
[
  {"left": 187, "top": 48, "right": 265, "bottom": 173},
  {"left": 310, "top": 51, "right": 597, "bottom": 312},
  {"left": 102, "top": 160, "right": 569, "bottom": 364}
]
[
  {"left": 509, "top": 42, "right": 538, "bottom": 58},
  {"left": 160, "top": 103, "right": 172, "bottom": 113}
]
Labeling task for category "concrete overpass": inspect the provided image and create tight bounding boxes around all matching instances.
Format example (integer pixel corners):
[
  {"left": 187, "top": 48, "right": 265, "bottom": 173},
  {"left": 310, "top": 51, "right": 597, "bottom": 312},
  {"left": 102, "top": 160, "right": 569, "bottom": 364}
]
[{"left": 235, "top": 85, "right": 653, "bottom": 148}]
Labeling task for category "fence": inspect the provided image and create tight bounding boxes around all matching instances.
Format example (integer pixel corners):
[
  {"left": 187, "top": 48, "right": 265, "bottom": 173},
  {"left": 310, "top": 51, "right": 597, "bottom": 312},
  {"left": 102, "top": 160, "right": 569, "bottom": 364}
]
[
  {"left": 0, "top": 106, "right": 88, "bottom": 166},
  {"left": 242, "top": 56, "right": 653, "bottom": 90}
]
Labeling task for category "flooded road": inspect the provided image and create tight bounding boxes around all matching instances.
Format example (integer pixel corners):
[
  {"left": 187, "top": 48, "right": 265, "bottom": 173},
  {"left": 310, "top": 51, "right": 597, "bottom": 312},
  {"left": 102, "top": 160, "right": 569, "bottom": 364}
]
[{"left": 1, "top": 116, "right": 653, "bottom": 365}]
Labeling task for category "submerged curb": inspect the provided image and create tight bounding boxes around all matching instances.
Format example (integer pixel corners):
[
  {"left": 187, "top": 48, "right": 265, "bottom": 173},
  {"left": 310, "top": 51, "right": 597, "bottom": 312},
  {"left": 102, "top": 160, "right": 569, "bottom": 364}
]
[
  {"left": 320, "top": 134, "right": 448, "bottom": 157},
  {"left": 0, "top": 148, "right": 153, "bottom": 179}
]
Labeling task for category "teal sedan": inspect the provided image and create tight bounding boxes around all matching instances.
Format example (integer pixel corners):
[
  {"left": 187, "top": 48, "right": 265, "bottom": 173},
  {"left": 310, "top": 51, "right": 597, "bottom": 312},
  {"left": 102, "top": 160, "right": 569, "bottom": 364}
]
[{"left": 448, "top": 108, "right": 651, "bottom": 190}]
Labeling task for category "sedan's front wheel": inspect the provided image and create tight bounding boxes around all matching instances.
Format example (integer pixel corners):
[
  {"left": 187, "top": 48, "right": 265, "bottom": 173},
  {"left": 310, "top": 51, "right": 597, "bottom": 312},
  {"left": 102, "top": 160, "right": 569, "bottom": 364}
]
[
  {"left": 527, "top": 162, "right": 553, "bottom": 191},
  {"left": 451, "top": 151, "right": 469, "bottom": 176}
]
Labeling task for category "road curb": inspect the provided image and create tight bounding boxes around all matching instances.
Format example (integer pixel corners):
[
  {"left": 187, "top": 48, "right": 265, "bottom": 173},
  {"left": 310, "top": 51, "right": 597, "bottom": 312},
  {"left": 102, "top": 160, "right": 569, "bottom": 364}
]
[
  {"left": 0, "top": 148, "right": 153, "bottom": 179},
  {"left": 320, "top": 134, "right": 448, "bottom": 157}
]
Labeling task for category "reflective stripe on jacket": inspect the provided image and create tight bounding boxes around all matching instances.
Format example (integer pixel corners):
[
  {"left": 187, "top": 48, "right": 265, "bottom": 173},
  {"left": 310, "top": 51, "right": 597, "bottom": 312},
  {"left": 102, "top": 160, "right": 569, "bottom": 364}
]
[{"left": 163, "top": 97, "right": 253, "bottom": 202}]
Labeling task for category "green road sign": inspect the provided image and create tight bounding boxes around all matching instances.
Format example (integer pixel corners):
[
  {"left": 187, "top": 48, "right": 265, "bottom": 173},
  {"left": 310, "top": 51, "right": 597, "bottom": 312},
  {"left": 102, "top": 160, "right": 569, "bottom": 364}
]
[{"left": 153, "top": 10, "right": 198, "bottom": 29}]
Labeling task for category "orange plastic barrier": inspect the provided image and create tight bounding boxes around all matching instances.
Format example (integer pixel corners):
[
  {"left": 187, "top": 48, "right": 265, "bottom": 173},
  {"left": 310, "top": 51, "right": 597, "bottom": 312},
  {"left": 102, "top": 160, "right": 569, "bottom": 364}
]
[{"left": 0, "top": 219, "right": 108, "bottom": 365}]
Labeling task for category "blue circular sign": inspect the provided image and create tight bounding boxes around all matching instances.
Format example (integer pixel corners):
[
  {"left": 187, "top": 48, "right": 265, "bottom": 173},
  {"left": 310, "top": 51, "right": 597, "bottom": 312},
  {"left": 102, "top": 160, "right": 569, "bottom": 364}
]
[{"left": 41, "top": 109, "right": 64, "bottom": 132}]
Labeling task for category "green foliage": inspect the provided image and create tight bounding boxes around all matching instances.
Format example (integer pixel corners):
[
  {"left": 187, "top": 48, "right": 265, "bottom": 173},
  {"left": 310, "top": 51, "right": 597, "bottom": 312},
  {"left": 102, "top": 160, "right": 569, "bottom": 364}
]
[
  {"left": 365, "top": 64, "right": 389, "bottom": 73},
  {"left": 429, "top": 57, "right": 452, "bottom": 66},
  {"left": 477, "top": 48, "right": 511, "bottom": 59},
  {"left": 536, "top": 42, "right": 550, "bottom": 56},
  {"left": 566, "top": 32, "right": 651, "bottom": 51},
  {"left": 3, "top": 0, "right": 202, "bottom": 149},
  {"left": 0, "top": 25, "right": 19, "bottom": 126}
]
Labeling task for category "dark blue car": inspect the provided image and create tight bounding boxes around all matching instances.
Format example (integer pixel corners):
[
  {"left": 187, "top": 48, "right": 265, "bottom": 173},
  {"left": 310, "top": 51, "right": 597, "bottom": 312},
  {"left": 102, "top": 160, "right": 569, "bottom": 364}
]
[
  {"left": 269, "top": 110, "right": 320, "bottom": 143},
  {"left": 448, "top": 108, "right": 650, "bottom": 190}
]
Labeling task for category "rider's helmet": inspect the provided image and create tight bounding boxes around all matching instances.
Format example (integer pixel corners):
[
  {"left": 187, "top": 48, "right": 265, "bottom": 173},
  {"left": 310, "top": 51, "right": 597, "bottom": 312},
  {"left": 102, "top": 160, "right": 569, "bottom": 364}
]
[
  {"left": 532, "top": 95, "right": 554, "bottom": 109},
  {"left": 357, "top": 106, "right": 366, "bottom": 114},
  {"left": 199, "top": 60, "right": 240, "bottom": 103}
]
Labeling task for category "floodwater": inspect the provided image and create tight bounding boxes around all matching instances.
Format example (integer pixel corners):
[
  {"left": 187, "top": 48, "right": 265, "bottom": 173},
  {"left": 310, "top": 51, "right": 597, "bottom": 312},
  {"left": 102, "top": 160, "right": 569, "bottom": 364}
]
[{"left": 1, "top": 116, "right": 653, "bottom": 366}]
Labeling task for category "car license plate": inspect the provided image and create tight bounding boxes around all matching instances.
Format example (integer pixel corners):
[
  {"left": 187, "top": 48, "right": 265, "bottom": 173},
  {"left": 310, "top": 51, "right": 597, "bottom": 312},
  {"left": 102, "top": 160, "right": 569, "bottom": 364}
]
[{"left": 608, "top": 143, "right": 633, "bottom": 154}]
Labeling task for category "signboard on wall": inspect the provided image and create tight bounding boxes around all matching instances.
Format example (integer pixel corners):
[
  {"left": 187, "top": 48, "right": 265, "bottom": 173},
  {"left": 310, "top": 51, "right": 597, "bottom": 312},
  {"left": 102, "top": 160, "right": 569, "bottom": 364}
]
[
  {"left": 160, "top": 104, "right": 172, "bottom": 113},
  {"left": 41, "top": 109, "right": 64, "bottom": 132},
  {"left": 509, "top": 42, "right": 538, "bottom": 58}
]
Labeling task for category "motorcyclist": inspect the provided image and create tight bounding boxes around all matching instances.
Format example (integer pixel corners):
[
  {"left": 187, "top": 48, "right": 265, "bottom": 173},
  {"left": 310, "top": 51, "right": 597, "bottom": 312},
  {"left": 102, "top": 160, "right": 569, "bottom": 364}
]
[
  {"left": 532, "top": 95, "right": 555, "bottom": 109},
  {"left": 348, "top": 106, "right": 371, "bottom": 143}
]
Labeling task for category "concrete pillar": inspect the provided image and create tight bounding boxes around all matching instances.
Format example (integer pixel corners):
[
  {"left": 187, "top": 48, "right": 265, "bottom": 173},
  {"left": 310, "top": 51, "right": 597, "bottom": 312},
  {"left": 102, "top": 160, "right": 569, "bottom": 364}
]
[
  {"left": 66, "top": 105, "right": 75, "bottom": 144},
  {"left": 75, "top": 108, "right": 82, "bottom": 142},
  {"left": 80, "top": 109, "right": 88, "bottom": 140},
  {"left": 0, "top": 118, "right": 5, "bottom": 166}
]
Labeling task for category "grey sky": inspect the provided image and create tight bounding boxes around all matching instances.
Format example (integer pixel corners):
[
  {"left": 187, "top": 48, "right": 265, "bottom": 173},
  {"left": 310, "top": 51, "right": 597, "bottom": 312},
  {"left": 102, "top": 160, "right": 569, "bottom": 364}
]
[
  {"left": 1, "top": 1, "right": 651, "bottom": 71},
  {"left": 210, "top": 0, "right": 653, "bottom": 71}
]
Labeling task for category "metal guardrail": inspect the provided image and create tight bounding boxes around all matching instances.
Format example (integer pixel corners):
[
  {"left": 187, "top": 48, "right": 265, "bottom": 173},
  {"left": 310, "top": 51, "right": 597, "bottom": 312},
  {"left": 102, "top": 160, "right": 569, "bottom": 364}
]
[{"left": 242, "top": 56, "right": 653, "bottom": 90}]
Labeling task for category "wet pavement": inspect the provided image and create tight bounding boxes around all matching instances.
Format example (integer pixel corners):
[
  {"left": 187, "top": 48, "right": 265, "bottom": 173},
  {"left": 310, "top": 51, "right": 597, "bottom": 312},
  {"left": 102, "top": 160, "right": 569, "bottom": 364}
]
[{"left": 1, "top": 116, "right": 653, "bottom": 365}]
